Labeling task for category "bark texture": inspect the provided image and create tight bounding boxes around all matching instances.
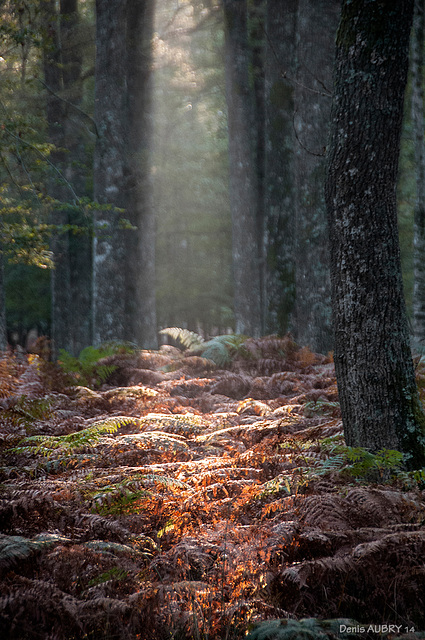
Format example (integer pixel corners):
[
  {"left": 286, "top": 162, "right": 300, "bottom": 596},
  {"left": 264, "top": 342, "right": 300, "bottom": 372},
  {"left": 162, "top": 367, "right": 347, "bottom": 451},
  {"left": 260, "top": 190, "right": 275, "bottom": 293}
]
[
  {"left": 93, "top": 0, "right": 127, "bottom": 344},
  {"left": 412, "top": 0, "right": 425, "bottom": 345},
  {"left": 0, "top": 252, "right": 6, "bottom": 351},
  {"left": 293, "top": 0, "right": 339, "bottom": 353},
  {"left": 223, "top": 0, "right": 262, "bottom": 337},
  {"left": 125, "top": 0, "right": 157, "bottom": 348},
  {"left": 264, "top": 0, "right": 298, "bottom": 335},
  {"left": 325, "top": 0, "right": 425, "bottom": 468},
  {"left": 45, "top": 0, "right": 92, "bottom": 357},
  {"left": 43, "top": 0, "right": 73, "bottom": 357},
  {"left": 93, "top": 0, "right": 157, "bottom": 347}
]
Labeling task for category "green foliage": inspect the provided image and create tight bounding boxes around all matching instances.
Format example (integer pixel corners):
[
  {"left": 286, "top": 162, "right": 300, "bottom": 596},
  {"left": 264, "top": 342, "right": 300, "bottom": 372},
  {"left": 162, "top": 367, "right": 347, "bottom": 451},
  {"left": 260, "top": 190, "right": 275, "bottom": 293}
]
[
  {"left": 10, "top": 417, "right": 133, "bottom": 460},
  {"left": 89, "top": 473, "right": 188, "bottom": 516},
  {"left": 87, "top": 567, "right": 128, "bottom": 587},
  {"left": 159, "top": 327, "right": 204, "bottom": 350},
  {"left": 311, "top": 439, "right": 404, "bottom": 482},
  {"left": 0, "top": 533, "right": 70, "bottom": 572},
  {"left": 58, "top": 342, "right": 135, "bottom": 388},
  {"left": 2, "top": 395, "right": 53, "bottom": 433},
  {"left": 160, "top": 327, "right": 246, "bottom": 366}
]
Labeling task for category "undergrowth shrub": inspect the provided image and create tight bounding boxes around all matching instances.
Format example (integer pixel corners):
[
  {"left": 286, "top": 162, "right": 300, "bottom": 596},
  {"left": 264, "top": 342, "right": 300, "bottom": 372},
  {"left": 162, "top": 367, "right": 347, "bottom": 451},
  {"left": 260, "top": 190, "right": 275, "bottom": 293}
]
[
  {"left": 160, "top": 327, "right": 247, "bottom": 366},
  {"left": 312, "top": 440, "right": 405, "bottom": 483},
  {"left": 58, "top": 342, "right": 136, "bottom": 388}
]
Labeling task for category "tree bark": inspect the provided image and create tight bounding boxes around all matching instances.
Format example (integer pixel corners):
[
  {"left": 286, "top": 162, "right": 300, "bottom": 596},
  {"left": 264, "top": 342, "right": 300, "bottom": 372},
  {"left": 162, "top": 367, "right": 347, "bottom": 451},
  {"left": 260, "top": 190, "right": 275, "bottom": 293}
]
[
  {"left": 223, "top": 0, "right": 262, "bottom": 337},
  {"left": 126, "top": 0, "right": 157, "bottom": 348},
  {"left": 412, "top": 0, "right": 425, "bottom": 345},
  {"left": 325, "top": 0, "right": 425, "bottom": 469},
  {"left": 92, "top": 0, "right": 127, "bottom": 345},
  {"left": 264, "top": 0, "right": 298, "bottom": 335},
  {"left": 42, "top": 0, "right": 74, "bottom": 357},
  {"left": 293, "top": 0, "right": 339, "bottom": 353},
  {"left": 0, "top": 252, "right": 7, "bottom": 351},
  {"left": 93, "top": 0, "right": 157, "bottom": 347}
]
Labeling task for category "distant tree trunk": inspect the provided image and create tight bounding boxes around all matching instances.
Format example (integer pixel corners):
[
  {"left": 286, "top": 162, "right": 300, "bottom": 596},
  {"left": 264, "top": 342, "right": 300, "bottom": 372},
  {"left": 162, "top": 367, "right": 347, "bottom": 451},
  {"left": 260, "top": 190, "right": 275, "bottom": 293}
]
[
  {"left": 223, "top": 0, "right": 262, "bottom": 337},
  {"left": 412, "top": 0, "right": 425, "bottom": 346},
  {"left": 325, "top": 0, "right": 425, "bottom": 469},
  {"left": 92, "top": 0, "right": 127, "bottom": 344},
  {"left": 249, "top": 0, "right": 266, "bottom": 332},
  {"left": 93, "top": 0, "right": 157, "bottom": 347},
  {"left": 264, "top": 0, "right": 298, "bottom": 335},
  {"left": 44, "top": 0, "right": 92, "bottom": 357},
  {"left": 42, "top": 0, "right": 73, "bottom": 357},
  {"left": 60, "top": 0, "right": 92, "bottom": 355},
  {"left": 293, "top": 0, "right": 339, "bottom": 352},
  {"left": 0, "top": 252, "right": 6, "bottom": 351},
  {"left": 125, "top": 0, "right": 157, "bottom": 348}
]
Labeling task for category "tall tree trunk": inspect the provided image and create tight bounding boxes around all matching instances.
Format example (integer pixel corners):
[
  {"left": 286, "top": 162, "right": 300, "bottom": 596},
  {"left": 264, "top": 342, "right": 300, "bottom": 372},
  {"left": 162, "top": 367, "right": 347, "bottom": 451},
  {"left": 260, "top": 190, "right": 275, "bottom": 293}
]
[
  {"left": 0, "top": 252, "right": 7, "bottom": 351},
  {"left": 293, "top": 0, "right": 339, "bottom": 353},
  {"left": 42, "top": 0, "right": 73, "bottom": 357},
  {"left": 92, "top": 0, "right": 127, "bottom": 344},
  {"left": 223, "top": 0, "right": 262, "bottom": 337},
  {"left": 126, "top": 0, "right": 157, "bottom": 348},
  {"left": 264, "top": 0, "right": 298, "bottom": 335},
  {"left": 412, "top": 0, "right": 425, "bottom": 346},
  {"left": 325, "top": 0, "right": 425, "bottom": 469},
  {"left": 249, "top": 0, "right": 266, "bottom": 332},
  {"left": 61, "top": 0, "right": 92, "bottom": 356},
  {"left": 93, "top": 0, "right": 157, "bottom": 347}
]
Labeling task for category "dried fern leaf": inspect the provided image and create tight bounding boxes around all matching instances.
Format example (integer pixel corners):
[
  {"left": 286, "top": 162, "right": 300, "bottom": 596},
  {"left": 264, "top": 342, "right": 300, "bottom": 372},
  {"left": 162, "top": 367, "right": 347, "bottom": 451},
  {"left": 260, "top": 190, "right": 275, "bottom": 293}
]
[{"left": 159, "top": 327, "right": 204, "bottom": 350}]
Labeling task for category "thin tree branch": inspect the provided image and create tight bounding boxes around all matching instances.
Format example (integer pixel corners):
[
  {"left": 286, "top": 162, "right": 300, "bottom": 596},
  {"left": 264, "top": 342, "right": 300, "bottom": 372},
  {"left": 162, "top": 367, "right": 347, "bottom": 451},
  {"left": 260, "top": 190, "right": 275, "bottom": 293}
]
[
  {"left": 37, "top": 77, "right": 99, "bottom": 138},
  {"left": 261, "top": 23, "right": 332, "bottom": 99},
  {"left": 293, "top": 110, "right": 326, "bottom": 158},
  {"left": 3, "top": 126, "right": 80, "bottom": 202}
]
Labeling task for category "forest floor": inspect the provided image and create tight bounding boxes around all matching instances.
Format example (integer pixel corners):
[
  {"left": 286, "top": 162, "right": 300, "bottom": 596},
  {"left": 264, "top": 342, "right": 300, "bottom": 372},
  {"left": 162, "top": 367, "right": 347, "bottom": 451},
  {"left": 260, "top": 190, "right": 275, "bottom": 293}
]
[{"left": 1, "top": 335, "right": 425, "bottom": 640}]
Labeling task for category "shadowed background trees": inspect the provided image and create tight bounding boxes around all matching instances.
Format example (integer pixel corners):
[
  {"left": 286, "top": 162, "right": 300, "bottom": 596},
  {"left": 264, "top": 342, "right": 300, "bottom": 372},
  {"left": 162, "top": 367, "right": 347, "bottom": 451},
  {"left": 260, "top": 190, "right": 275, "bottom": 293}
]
[{"left": 0, "top": 0, "right": 424, "bottom": 365}]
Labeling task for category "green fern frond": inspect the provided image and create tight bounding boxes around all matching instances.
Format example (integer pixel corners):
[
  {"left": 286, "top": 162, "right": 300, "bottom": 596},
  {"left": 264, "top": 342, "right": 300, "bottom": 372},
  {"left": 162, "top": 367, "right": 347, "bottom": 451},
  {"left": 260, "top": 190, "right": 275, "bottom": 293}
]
[
  {"left": 159, "top": 327, "right": 204, "bottom": 350},
  {"left": 83, "top": 540, "right": 143, "bottom": 555},
  {"left": 117, "top": 431, "right": 189, "bottom": 452},
  {"left": 58, "top": 342, "right": 134, "bottom": 388},
  {"left": 140, "top": 413, "right": 205, "bottom": 435},
  {"left": 10, "top": 416, "right": 137, "bottom": 459},
  {"left": 0, "top": 533, "right": 70, "bottom": 571},
  {"left": 89, "top": 472, "right": 190, "bottom": 514}
]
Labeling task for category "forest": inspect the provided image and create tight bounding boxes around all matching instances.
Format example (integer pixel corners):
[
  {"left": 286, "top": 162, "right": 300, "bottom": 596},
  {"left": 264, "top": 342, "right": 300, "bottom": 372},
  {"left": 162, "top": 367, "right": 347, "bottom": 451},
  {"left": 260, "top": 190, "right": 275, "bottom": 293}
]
[{"left": 2, "top": 0, "right": 425, "bottom": 638}]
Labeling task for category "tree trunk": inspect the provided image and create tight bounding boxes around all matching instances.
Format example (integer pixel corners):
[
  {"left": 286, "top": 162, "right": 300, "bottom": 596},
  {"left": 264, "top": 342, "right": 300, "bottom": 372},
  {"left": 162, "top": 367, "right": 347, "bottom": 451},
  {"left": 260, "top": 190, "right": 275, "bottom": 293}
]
[
  {"left": 45, "top": 0, "right": 92, "bottom": 357},
  {"left": 93, "top": 0, "right": 128, "bottom": 345},
  {"left": 293, "top": 0, "right": 339, "bottom": 353},
  {"left": 249, "top": 0, "right": 266, "bottom": 332},
  {"left": 325, "top": 0, "right": 425, "bottom": 469},
  {"left": 125, "top": 0, "right": 157, "bottom": 348},
  {"left": 0, "top": 252, "right": 7, "bottom": 351},
  {"left": 223, "top": 0, "right": 262, "bottom": 337},
  {"left": 412, "top": 0, "right": 425, "bottom": 346},
  {"left": 42, "top": 0, "right": 73, "bottom": 357},
  {"left": 264, "top": 0, "right": 298, "bottom": 335},
  {"left": 93, "top": 0, "right": 157, "bottom": 347}
]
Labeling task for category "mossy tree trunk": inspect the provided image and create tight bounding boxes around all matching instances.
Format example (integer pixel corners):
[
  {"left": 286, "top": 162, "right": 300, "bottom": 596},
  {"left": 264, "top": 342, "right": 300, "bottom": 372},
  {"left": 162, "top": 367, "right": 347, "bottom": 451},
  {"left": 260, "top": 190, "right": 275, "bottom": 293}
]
[
  {"left": 0, "top": 252, "right": 6, "bottom": 351},
  {"left": 412, "top": 0, "right": 425, "bottom": 346},
  {"left": 325, "top": 0, "right": 425, "bottom": 468}
]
